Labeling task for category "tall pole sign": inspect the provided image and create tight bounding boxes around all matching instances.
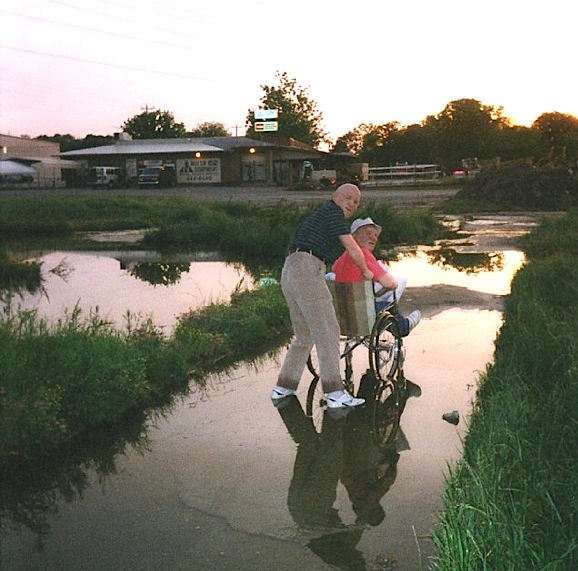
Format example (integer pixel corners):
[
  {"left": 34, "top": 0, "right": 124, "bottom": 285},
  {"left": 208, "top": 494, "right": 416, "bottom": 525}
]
[{"left": 254, "top": 109, "right": 278, "bottom": 132}]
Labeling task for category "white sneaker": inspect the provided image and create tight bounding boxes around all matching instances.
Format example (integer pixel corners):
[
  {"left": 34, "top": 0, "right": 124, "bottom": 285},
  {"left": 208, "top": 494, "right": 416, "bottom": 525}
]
[
  {"left": 271, "top": 386, "right": 296, "bottom": 400},
  {"left": 406, "top": 310, "right": 421, "bottom": 334},
  {"left": 326, "top": 390, "right": 365, "bottom": 409}
]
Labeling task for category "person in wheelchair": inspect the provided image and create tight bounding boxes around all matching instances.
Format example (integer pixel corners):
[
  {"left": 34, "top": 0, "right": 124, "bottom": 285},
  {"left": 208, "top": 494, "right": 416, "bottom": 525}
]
[
  {"left": 330, "top": 217, "right": 421, "bottom": 337},
  {"left": 271, "top": 184, "right": 374, "bottom": 409}
]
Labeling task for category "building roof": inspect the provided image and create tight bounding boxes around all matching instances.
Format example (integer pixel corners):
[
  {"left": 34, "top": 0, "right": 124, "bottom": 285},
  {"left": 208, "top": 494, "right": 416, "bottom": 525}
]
[
  {"left": 60, "top": 136, "right": 275, "bottom": 158},
  {"left": 0, "top": 159, "right": 37, "bottom": 175},
  {"left": 13, "top": 156, "right": 82, "bottom": 169},
  {"left": 184, "top": 136, "right": 275, "bottom": 151},
  {"left": 61, "top": 141, "right": 223, "bottom": 157}
]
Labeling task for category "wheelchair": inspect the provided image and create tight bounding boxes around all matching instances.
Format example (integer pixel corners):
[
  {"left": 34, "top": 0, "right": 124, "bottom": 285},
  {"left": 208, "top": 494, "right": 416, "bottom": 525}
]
[{"left": 305, "top": 280, "right": 407, "bottom": 448}]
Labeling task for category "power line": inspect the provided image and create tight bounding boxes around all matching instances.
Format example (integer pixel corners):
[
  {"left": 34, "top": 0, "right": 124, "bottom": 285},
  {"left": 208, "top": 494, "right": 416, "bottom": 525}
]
[
  {"left": 147, "top": 0, "right": 229, "bottom": 22},
  {"left": 0, "top": 10, "right": 216, "bottom": 55},
  {"left": 0, "top": 45, "right": 223, "bottom": 83},
  {"left": 94, "top": 0, "right": 232, "bottom": 28},
  {"left": 46, "top": 0, "right": 220, "bottom": 43}
]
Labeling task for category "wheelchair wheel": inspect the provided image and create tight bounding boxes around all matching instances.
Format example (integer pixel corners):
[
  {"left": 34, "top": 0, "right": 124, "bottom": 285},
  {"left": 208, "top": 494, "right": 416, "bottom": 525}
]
[
  {"left": 306, "top": 342, "right": 355, "bottom": 390},
  {"left": 305, "top": 343, "right": 355, "bottom": 433},
  {"left": 305, "top": 376, "right": 326, "bottom": 433},
  {"left": 371, "top": 381, "right": 401, "bottom": 449},
  {"left": 369, "top": 312, "right": 402, "bottom": 384}
]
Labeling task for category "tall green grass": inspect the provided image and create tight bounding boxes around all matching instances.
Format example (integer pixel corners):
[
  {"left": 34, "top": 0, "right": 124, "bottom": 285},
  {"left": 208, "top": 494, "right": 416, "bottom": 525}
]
[
  {"left": 143, "top": 199, "right": 445, "bottom": 259},
  {"left": 0, "top": 306, "right": 186, "bottom": 459},
  {"left": 142, "top": 199, "right": 305, "bottom": 260},
  {"left": 0, "top": 194, "right": 445, "bottom": 257},
  {"left": 0, "top": 283, "right": 291, "bottom": 462},
  {"left": 433, "top": 210, "right": 578, "bottom": 570},
  {"left": 0, "top": 249, "right": 42, "bottom": 294}
]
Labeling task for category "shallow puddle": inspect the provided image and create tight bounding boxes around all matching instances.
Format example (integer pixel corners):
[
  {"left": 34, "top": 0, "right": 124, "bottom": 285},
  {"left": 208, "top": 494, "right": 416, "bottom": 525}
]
[
  {"left": 3, "top": 251, "right": 254, "bottom": 334},
  {"left": 1, "top": 222, "right": 529, "bottom": 570}
]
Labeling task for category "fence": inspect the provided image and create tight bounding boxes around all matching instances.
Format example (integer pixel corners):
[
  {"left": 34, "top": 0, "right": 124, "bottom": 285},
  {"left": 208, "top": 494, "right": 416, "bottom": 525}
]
[{"left": 364, "top": 164, "right": 442, "bottom": 186}]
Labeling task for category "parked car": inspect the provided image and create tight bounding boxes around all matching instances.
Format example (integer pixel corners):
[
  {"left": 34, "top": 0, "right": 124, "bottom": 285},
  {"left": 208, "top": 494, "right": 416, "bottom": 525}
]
[
  {"left": 138, "top": 165, "right": 177, "bottom": 188},
  {"left": 88, "top": 166, "right": 126, "bottom": 189}
]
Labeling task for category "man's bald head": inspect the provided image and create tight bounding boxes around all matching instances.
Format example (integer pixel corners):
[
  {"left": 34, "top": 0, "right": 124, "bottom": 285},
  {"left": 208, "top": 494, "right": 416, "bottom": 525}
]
[{"left": 332, "top": 183, "right": 361, "bottom": 219}]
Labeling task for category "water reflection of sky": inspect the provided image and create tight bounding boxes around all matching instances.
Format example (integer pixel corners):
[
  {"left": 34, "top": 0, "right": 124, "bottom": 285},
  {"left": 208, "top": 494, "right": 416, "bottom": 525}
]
[
  {"left": 3, "top": 248, "right": 526, "bottom": 335},
  {"left": 388, "top": 250, "right": 525, "bottom": 295},
  {"left": 6, "top": 252, "right": 254, "bottom": 334}
]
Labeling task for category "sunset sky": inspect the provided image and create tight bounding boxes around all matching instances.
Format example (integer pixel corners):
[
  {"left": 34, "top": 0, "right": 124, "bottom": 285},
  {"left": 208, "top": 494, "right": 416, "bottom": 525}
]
[{"left": 1, "top": 0, "right": 576, "bottom": 142}]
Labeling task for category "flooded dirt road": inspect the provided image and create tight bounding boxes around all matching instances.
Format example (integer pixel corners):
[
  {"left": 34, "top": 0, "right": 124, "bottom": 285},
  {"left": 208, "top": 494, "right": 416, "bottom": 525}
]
[{"left": 1, "top": 215, "right": 538, "bottom": 570}]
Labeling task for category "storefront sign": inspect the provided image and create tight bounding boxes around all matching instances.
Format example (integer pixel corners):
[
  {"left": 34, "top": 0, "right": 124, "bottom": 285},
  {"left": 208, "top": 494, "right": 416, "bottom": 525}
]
[{"left": 176, "top": 158, "right": 221, "bottom": 184}]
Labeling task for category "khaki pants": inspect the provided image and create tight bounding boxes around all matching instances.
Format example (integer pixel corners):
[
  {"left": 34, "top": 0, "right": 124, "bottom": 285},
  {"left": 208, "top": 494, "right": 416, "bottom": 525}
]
[{"left": 278, "top": 252, "right": 343, "bottom": 393}]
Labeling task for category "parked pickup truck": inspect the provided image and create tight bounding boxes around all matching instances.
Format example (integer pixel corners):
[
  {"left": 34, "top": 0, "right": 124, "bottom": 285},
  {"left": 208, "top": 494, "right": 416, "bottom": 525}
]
[{"left": 138, "top": 165, "right": 177, "bottom": 188}]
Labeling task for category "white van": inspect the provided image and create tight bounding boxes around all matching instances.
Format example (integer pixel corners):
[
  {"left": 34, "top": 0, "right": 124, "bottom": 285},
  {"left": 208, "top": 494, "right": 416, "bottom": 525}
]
[{"left": 88, "top": 166, "right": 125, "bottom": 189}]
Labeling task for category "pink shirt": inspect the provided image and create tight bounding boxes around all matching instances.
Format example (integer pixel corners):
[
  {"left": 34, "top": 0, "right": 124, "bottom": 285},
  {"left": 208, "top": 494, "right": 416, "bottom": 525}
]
[{"left": 332, "top": 248, "right": 388, "bottom": 283}]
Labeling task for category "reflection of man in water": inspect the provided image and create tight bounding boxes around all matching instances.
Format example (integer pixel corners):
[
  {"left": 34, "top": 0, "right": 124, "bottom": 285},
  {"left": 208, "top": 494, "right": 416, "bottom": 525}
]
[
  {"left": 275, "top": 375, "right": 421, "bottom": 569},
  {"left": 276, "top": 396, "right": 344, "bottom": 529},
  {"left": 341, "top": 405, "right": 400, "bottom": 527},
  {"left": 276, "top": 397, "right": 367, "bottom": 570}
]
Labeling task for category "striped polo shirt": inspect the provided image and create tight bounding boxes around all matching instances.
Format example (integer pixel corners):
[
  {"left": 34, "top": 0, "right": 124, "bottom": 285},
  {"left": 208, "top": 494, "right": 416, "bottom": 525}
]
[{"left": 289, "top": 200, "right": 350, "bottom": 264}]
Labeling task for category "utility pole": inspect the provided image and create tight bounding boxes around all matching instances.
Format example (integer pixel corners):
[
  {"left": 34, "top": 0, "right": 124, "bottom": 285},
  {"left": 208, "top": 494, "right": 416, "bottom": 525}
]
[{"left": 141, "top": 104, "right": 156, "bottom": 113}]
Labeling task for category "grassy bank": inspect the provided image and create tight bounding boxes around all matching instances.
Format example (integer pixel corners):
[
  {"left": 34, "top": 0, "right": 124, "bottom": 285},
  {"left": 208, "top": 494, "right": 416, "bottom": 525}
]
[
  {"left": 0, "top": 195, "right": 443, "bottom": 258},
  {"left": 0, "top": 196, "right": 200, "bottom": 238},
  {"left": 0, "top": 283, "right": 291, "bottom": 462},
  {"left": 433, "top": 209, "right": 578, "bottom": 569}
]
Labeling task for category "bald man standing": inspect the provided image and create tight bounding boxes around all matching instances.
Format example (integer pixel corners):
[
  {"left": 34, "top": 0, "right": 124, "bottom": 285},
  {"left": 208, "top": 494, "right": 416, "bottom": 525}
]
[{"left": 271, "top": 183, "right": 373, "bottom": 409}]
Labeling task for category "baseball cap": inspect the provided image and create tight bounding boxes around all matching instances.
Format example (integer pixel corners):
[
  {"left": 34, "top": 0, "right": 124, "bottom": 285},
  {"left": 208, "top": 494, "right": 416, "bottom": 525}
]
[{"left": 350, "top": 217, "right": 382, "bottom": 235}]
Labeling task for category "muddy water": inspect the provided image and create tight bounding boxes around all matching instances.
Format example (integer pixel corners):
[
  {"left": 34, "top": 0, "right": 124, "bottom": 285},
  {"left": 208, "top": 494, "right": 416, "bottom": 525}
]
[{"left": 0, "top": 216, "right": 533, "bottom": 570}]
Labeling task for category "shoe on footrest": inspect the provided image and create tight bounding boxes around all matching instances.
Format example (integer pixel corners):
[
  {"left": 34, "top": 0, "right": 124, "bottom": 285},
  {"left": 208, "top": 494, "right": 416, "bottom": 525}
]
[
  {"left": 271, "top": 386, "right": 296, "bottom": 400},
  {"left": 326, "top": 390, "right": 365, "bottom": 409}
]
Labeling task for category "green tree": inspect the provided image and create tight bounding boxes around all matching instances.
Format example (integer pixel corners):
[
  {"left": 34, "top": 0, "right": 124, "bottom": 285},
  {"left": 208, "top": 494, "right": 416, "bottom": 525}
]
[
  {"left": 493, "top": 126, "right": 544, "bottom": 163},
  {"left": 36, "top": 133, "right": 114, "bottom": 152},
  {"left": 532, "top": 112, "right": 578, "bottom": 163},
  {"left": 424, "top": 98, "right": 510, "bottom": 170},
  {"left": 335, "top": 121, "right": 439, "bottom": 167},
  {"left": 246, "top": 71, "right": 328, "bottom": 148},
  {"left": 188, "top": 121, "right": 230, "bottom": 137},
  {"left": 385, "top": 123, "right": 438, "bottom": 166},
  {"left": 333, "top": 123, "right": 377, "bottom": 155},
  {"left": 122, "top": 110, "right": 186, "bottom": 139},
  {"left": 532, "top": 112, "right": 578, "bottom": 146},
  {"left": 333, "top": 123, "right": 400, "bottom": 163}
]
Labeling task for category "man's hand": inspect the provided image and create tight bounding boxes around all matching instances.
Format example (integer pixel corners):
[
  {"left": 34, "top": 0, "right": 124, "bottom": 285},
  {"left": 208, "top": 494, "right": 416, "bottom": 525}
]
[{"left": 363, "top": 269, "right": 374, "bottom": 281}]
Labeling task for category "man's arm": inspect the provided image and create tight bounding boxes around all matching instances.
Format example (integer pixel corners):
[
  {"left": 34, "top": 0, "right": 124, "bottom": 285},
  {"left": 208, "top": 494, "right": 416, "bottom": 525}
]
[
  {"left": 375, "top": 272, "right": 398, "bottom": 296},
  {"left": 339, "top": 234, "right": 374, "bottom": 280}
]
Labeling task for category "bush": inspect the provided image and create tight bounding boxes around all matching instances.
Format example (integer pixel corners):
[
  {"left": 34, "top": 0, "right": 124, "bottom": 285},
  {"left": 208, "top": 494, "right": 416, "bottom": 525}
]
[{"left": 455, "top": 165, "right": 578, "bottom": 210}]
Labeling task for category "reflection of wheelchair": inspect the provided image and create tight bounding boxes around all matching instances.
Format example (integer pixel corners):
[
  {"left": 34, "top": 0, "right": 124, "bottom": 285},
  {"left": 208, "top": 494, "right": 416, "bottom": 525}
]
[{"left": 306, "top": 281, "right": 407, "bottom": 447}]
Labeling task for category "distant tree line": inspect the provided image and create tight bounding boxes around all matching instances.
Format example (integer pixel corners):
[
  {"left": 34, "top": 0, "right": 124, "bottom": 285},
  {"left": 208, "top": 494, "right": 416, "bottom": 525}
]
[
  {"left": 333, "top": 102, "right": 578, "bottom": 172},
  {"left": 37, "top": 71, "right": 578, "bottom": 173}
]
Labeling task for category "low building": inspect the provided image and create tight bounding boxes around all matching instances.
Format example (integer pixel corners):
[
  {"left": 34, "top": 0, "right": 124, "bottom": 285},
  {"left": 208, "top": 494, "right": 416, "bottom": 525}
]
[
  {"left": 60, "top": 134, "right": 347, "bottom": 187},
  {"left": 0, "top": 133, "right": 80, "bottom": 188}
]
